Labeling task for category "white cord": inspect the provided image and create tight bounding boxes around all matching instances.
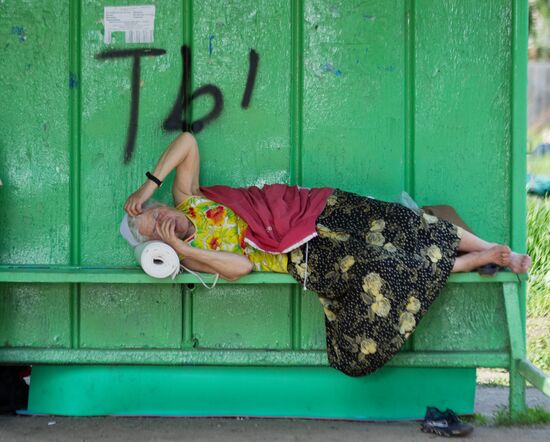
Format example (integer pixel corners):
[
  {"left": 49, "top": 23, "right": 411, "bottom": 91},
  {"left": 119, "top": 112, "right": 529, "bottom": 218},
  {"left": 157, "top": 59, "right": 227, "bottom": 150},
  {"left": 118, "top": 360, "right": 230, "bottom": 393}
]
[{"left": 180, "top": 264, "right": 220, "bottom": 289}]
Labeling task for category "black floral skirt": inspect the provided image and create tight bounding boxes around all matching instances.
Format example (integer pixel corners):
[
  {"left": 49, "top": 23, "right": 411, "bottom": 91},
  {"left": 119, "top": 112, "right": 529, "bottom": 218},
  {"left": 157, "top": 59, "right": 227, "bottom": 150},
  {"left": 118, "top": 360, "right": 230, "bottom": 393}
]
[{"left": 286, "top": 189, "right": 463, "bottom": 377}]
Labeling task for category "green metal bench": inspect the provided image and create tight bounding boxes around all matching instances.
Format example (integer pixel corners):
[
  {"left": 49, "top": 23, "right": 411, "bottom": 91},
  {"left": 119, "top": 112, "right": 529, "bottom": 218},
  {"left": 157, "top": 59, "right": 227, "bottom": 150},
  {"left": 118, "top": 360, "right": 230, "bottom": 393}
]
[{"left": 1, "top": 265, "right": 548, "bottom": 419}]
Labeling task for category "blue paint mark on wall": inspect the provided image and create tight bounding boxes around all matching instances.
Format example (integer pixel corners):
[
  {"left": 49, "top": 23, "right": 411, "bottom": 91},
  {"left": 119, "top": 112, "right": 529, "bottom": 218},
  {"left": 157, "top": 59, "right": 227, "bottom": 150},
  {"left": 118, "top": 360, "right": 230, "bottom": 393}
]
[
  {"left": 321, "top": 63, "right": 342, "bottom": 77},
  {"left": 11, "top": 26, "right": 26, "bottom": 42},
  {"left": 69, "top": 72, "right": 78, "bottom": 89},
  {"left": 208, "top": 35, "right": 215, "bottom": 56}
]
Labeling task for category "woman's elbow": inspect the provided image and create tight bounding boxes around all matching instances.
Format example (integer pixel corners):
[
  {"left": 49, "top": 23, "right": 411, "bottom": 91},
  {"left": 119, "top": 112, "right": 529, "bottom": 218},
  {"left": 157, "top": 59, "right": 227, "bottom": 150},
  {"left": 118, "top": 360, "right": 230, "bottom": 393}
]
[{"left": 224, "top": 260, "right": 253, "bottom": 281}]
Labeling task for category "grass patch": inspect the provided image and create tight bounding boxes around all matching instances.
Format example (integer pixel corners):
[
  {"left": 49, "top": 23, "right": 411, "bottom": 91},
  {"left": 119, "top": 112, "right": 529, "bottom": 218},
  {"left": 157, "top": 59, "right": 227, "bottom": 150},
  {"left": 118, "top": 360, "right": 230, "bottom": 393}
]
[
  {"left": 492, "top": 405, "right": 550, "bottom": 426},
  {"left": 461, "top": 406, "right": 550, "bottom": 427},
  {"left": 461, "top": 413, "right": 489, "bottom": 425},
  {"left": 480, "top": 377, "right": 509, "bottom": 387},
  {"left": 528, "top": 332, "right": 550, "bottom": 372},
  {"left": 526, "top": 194, "right": 550, "bottom": 318},
  {"left": 526, "top": 194, "right": 550, "bottom": 374}
]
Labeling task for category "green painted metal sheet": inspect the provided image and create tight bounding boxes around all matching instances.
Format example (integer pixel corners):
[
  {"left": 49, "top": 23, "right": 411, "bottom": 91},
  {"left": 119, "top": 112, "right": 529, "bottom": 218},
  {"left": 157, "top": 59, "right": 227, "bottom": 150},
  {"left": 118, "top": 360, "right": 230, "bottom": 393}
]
[
  {"left": 0, "top": 0, "right": 71, "bottom": 265},
  {"left": 26, "top": 365, "right": 476, "bottom": 419},
  {"left": 302, "top": 0, "right": 407, "bottom": 199},
  {"left": 0, "top": 0, "right": 527, "bottom": 418},
  {"left": 414, "top": 0, "right": 513, "bottom": 244},
  {"left": 79, "top": 284, "right": 183, "bottom": 349},
  {"left": 413, "top": 284, "right": 511, "bottom": 352},
  {"left": 0, "top": 284, "right": 71, "bottom": 348},
  {"left": 192, "top": 284, "right": 294, "bottom": 350}
]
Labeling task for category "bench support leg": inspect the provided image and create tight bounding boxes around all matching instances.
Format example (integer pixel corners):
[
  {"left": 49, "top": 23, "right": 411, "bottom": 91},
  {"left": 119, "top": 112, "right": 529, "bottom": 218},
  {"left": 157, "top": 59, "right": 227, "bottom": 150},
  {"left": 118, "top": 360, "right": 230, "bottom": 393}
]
[
  {"left": 509, "top": 359, "right": 526, "bottom": 418},
  {"left": 503, "top": 282, "right": 526, "bottom": 418}
]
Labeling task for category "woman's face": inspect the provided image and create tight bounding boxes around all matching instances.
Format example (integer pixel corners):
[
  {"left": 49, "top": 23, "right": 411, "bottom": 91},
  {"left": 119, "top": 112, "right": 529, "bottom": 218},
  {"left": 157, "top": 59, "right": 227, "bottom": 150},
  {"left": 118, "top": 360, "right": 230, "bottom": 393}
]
[{"left": 137, "top": 206, "right": 190, "bottom": 240}]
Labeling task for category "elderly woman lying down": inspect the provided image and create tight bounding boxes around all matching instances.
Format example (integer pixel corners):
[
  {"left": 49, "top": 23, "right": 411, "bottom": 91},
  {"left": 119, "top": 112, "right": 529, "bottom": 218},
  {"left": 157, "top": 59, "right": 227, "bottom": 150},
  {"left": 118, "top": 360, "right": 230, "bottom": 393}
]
[{"left": 120, "top": 132, "right": 531, "bottom": 378}]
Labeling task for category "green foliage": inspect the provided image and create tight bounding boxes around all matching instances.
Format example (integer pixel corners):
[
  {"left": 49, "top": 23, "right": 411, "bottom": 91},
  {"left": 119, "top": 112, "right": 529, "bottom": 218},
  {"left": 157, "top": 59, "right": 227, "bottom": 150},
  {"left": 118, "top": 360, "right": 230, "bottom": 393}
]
[
  {"left": 528, "top": 333, "right": 550, "bottom": 372},
  {"left": 526, "top": 194, "right": 550, "bottom": 373},
  {"left": 492, "top": 405, "right": 550, "bottom": 426},
  {"left": 461, "top": 406, "right": 550, "bottom": 427},
  {"left": 461, "top": 413, "right": 489, "bottom": 425},
  {"left": 526, "top": 195, "right": 550, "bottom": 318},
  {"left": 531, "top": 0, "right": 550, "bottom": 27},
  {"left": 530, "top": 0, "right": 550, "bottom": 59}
]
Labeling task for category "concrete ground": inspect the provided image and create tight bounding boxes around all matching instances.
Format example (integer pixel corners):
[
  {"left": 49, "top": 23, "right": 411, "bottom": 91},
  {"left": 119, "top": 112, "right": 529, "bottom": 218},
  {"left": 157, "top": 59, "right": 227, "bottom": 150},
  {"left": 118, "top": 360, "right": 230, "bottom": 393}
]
[{"left": 0, "top": 385, "right": 549, "bottom": 441}]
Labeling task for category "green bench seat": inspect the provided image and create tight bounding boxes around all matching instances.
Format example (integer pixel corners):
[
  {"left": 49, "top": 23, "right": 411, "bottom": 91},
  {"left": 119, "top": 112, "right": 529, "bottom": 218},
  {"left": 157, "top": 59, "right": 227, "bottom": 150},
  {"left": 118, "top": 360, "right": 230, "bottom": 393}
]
[{"left": 1, "top": 265, "right": 548, "bottom": 419}]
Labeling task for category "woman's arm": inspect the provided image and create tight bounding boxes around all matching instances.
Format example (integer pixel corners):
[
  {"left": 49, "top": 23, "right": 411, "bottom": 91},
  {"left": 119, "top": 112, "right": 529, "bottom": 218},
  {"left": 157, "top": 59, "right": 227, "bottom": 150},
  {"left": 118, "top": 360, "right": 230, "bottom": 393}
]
[
  {"left": 158, "top": 218, "right": 253, "bottom": 281},
  {"left": 124, "top": 132, "right": 200, "bottom": 216},
  {"left": 179, "top": 245, "right": 254, "bottom": 281}
]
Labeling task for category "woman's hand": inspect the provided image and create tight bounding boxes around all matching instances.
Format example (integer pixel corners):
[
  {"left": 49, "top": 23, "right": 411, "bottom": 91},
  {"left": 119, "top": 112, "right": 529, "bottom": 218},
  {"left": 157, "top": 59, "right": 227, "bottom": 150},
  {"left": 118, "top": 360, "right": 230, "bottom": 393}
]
[
  {"left": 156, "top": 218, "right": 186, "bottom": 249},
  {"left": 155, "top": 218, "right": 253, "bottom": 281},
  {"left": 124, "top": 181, "right": 156, "bottom": 216}
]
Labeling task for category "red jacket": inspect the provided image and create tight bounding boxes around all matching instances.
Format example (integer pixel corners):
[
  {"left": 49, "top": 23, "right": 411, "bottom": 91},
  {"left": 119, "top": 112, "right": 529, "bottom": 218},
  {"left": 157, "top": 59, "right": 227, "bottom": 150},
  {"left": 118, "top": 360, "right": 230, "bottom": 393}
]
[{"left": 200, "top": 184, "right": 334, "bottom": 254}]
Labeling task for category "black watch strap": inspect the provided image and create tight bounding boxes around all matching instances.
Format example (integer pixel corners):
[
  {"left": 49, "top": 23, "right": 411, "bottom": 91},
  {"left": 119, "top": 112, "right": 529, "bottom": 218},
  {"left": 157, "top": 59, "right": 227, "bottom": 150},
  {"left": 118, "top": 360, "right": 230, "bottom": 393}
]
[{"left": 146, "top": 171, "right": 163, "bottom": 187}]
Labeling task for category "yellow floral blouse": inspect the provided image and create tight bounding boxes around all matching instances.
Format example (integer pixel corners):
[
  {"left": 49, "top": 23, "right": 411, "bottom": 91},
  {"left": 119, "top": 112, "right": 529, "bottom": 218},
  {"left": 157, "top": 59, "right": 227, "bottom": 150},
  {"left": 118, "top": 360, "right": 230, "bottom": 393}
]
[{"left": 176, "top": 195, "right": 289, "bottom": 273}]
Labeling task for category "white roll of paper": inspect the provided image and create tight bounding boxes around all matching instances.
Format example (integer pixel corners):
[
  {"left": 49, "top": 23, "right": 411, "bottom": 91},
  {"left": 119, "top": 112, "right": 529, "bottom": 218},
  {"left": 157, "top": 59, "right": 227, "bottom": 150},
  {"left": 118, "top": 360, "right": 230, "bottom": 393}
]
[{"left": 134, "top": 241, "right": 180, "bottom": 279}]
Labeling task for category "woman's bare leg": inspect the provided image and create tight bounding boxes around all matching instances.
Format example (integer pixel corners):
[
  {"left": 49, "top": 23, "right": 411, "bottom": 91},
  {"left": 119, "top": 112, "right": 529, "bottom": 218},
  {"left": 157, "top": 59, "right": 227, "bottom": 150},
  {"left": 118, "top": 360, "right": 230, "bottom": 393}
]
[
  {"left": 451, "top": 225, "right": 531, "bottom": 273},
  {"left": 455, "top": 226, "right": 497, "bottom": 252}
]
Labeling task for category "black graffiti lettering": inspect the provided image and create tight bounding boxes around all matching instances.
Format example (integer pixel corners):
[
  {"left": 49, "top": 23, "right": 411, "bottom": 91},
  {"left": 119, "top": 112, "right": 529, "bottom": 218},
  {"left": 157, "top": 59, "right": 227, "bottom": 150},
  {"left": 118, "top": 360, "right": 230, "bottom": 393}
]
[
  {"left": 189, "top": 84, "right": 223, "bottom": 133},
  {"left": 241, "top": 49, "right": 259, "bottom": 109},
  {"left": 163, "top": 45, "right": 192, "bottom": 132},
  {"left": 96, "top": 48, "right": 166, "bottom": 163},
  {"left": 97, "top": 45, "right": 259, "bottom": 163},
  {"left": 163, "top": 45, "right": 223, "bottom": 134}
]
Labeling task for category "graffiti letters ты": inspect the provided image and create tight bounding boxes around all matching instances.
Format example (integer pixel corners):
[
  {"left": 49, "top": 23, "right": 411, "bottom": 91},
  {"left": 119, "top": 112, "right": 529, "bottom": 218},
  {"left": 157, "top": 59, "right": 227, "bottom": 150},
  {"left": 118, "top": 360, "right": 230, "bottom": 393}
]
[{"left": 96, "top": 45, "right": 260, "bottom": 163}]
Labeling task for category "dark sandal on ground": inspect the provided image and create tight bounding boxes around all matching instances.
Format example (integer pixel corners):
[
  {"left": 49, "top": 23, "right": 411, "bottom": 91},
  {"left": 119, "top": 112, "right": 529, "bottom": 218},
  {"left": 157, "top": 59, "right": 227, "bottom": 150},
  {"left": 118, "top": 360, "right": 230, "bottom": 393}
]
[{"left": 420, "top": 406, "right": 474, "bottom": 437}]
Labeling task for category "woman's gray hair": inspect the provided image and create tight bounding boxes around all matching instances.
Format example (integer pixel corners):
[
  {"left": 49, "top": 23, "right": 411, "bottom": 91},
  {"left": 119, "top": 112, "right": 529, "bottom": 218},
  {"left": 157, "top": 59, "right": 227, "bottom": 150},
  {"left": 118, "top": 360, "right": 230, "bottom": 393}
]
[{"left": 127, "top": 199, "right": 167, "bottom": 243}]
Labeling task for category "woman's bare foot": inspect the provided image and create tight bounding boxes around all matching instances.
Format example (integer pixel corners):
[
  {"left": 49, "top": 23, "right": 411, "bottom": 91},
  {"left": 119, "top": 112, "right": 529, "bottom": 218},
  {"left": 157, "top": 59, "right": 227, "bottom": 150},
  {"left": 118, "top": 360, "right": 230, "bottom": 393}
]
[
  {"left": 482, "top": 245, "right": 512, "bottom": 267},
  {"left": 508, "top": 251, "right": 532, "bottom": 273}
]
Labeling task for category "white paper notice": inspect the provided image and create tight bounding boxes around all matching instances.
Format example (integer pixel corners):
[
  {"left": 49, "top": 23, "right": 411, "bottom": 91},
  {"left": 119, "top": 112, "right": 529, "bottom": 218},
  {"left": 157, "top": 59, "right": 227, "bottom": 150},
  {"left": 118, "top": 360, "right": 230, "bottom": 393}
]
[{"left": 104, "top": 5, "right": 156, "bottom": 44}]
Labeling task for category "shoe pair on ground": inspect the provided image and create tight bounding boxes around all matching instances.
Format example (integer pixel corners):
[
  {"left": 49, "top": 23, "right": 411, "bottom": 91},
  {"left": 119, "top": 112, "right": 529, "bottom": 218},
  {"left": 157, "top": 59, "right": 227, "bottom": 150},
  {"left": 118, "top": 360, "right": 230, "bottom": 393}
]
[{"left": 420, "top": 406, "right": 474, "bottom": 437}]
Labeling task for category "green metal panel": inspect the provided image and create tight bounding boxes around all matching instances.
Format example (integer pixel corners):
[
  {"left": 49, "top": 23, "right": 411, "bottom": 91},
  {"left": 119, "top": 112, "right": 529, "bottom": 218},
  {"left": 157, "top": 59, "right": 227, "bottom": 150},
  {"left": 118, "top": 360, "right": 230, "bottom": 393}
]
[
  {"left": 0, "top": 0, "right": 71, "bottom": 264},
  {"left": 79, "top": 284, "right": 182, "bottom": 349},
  {"left": 414, "top": 0, "right": 512, "bottom": 244},
  {"left": 27, "top": 365, "right": 476, "bottom": 418},
  {"left": 191, "top": 0, "right": 292, "bottom": 187},
  {"left": 0, "top": 284, "right": 71, "bottom": 348},
  {"left": 300, "top": 289, "right": 328, "bottom": 349},
  {"left": 80, "top": 0, "right": 184, "bottom": 266},
  {"left": 413, "top": 284, "right": 510, "bottom": 352},
  {"left": 0, "top": 0, "right": 528, "bottom": 419},
  {"left": 302, "top": 0, "right": 406, "bottom": 199},
  {"left": 192, "top": 284, "right": 294, "bottom": 350}
]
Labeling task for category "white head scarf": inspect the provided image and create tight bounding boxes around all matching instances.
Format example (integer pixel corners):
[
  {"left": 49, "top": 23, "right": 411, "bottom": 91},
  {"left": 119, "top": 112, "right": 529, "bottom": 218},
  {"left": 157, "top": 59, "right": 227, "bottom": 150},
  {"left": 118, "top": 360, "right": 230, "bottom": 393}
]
[{"left": 119, "top": 214, "right": 141, "bottom": 247}]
